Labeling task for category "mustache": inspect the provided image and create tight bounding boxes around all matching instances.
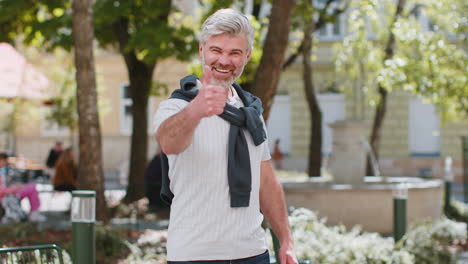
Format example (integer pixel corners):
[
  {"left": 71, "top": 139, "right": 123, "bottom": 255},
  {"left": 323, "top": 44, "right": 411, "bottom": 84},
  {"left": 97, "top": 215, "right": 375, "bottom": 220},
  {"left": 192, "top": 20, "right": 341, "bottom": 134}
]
[{"left": 211, "top": 64, "right": 233, "bottom": 71}]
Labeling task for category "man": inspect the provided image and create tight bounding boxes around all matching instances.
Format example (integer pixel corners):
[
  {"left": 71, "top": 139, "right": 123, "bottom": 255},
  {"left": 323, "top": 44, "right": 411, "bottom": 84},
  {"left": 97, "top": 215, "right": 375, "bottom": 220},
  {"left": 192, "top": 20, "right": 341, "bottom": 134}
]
[{"left": 154, "top": 8, "right": 297, "bottom": 264}]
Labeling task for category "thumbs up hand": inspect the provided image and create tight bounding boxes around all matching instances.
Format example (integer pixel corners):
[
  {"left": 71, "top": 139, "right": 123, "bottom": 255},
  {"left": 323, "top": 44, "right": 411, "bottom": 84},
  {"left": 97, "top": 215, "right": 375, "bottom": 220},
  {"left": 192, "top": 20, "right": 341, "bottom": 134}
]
[{"left": 188, "top": 65, "right": 229, "bottom": 120}]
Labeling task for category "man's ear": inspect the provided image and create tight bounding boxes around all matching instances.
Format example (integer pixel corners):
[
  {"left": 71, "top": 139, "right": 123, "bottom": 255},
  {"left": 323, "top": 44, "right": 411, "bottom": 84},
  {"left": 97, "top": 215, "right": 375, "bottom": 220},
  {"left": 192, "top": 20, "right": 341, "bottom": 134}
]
[
  {"left": 246, "top": 49, "right": 252, "bottom": 61},
  {"left": 199, "top": 42, "right": 203, "bottom": 57}
]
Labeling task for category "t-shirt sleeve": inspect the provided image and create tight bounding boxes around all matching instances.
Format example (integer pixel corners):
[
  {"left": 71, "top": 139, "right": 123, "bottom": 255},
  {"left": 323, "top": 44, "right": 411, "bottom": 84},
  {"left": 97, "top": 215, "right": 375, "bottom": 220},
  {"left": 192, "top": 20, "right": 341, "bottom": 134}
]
[
  {"left": 260, "top": 116, "right": 271, "bottom": 161},
  {"left": 152, "top": 99, "right": 189, "bottom": 135}
]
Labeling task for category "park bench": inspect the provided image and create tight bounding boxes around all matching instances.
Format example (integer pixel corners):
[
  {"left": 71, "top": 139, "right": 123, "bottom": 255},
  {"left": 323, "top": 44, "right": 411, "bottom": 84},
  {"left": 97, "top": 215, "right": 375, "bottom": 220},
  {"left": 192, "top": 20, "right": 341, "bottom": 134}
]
[{"left": 0, "top": 244, "right": 64, "bottom": 264}]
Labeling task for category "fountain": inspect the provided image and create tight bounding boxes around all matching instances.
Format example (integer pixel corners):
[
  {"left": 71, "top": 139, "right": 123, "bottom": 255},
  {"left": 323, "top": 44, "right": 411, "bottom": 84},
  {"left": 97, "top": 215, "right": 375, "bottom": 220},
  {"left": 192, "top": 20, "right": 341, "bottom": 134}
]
[{"left": 281, "top": 120, "right": 443, "bottom": 234}]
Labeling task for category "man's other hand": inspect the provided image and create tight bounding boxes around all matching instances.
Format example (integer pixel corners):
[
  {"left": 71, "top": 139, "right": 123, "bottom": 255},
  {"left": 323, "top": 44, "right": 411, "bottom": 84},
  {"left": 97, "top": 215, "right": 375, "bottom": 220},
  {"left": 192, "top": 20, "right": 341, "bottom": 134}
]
[{"left": 280, "top": 242, "right": 299, "bottom": 264}]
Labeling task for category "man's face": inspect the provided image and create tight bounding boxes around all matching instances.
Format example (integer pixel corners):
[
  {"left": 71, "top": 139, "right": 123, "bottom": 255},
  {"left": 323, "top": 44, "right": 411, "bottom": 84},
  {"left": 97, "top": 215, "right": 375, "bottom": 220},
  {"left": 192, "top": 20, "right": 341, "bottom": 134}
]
[
  {"left": 199, "top": 33, "right": 251, "bottom": 88},
  {"left": 0, "top": 158, "right": 6, "bottom": 168}
]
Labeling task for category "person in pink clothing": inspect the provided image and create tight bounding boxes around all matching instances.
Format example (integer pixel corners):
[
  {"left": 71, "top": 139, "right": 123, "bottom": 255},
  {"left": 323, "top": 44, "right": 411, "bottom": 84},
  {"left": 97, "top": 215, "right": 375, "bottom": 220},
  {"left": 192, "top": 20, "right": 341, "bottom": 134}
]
[{"left": 0, "top": 153, "right": 45, "bottom": 222}]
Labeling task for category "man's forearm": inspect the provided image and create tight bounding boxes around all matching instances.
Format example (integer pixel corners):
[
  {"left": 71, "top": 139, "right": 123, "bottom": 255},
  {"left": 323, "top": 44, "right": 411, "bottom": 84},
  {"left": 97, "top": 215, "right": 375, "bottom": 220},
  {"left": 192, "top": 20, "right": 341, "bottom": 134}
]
[
  {"left": 260, "top": 161, "right": 293, "bottom": 245},
  {"left": 156, "top": 105, "right": 201, "bottom": 154}
]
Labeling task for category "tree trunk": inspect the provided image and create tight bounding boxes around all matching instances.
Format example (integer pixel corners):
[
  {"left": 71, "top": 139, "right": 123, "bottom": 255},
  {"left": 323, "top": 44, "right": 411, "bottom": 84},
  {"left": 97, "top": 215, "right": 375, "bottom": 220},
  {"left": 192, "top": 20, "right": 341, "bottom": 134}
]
[
  {"left": 252, "top": 0, "right": 294, "bottom": 121},
  {"left": 122, "top": 61, "right": 155, "bottom": 203},
  {"left": 302, "top": 21, "right": 322, "bottom": 177},
  {"left": 366, "top": 0, "right": 406, "bottom": 176},
  {"left": 111, "top": 18, "right": 157, "bottom": 203},
  {"left": 71, "top": 0, "right": 108, "bottom": 223}
]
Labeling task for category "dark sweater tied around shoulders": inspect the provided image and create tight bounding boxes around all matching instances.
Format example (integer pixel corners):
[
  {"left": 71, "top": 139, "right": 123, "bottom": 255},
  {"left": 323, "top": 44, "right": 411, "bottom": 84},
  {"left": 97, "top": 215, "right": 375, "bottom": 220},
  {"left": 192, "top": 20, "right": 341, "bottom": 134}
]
[{"left": 160, "top": 75, "right": 266, "bottom": 208}]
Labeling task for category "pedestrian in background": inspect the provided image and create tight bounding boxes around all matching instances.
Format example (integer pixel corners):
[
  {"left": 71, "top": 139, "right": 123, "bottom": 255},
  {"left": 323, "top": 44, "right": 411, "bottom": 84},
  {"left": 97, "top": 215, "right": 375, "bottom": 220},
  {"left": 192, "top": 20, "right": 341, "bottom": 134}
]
[
  {"left": 272, "top": 139, "right": 284, "bottom": 170},
  {"left": 45, "top": 141, "right": 63, "bottom": 179},
  {"left": 53, "top": 147, "right": 77, "bottom": 191},
  {"left": 0, "top": 153, "right": 46, "bottom": 222}
]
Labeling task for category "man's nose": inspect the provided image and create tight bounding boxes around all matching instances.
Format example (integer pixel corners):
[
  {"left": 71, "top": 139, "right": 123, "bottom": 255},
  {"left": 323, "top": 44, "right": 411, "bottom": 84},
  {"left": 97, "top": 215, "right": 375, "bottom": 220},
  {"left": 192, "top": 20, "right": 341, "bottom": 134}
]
[{"left": 217, "top": 54, "right": 230, "bottom": 65}]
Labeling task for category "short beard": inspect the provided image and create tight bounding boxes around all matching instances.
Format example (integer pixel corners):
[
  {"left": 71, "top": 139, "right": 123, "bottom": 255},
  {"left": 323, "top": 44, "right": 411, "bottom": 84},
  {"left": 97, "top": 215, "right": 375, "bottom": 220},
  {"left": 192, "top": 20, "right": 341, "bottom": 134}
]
[{"left": 201, "top": 56, "right": 246, "bottom": 89}]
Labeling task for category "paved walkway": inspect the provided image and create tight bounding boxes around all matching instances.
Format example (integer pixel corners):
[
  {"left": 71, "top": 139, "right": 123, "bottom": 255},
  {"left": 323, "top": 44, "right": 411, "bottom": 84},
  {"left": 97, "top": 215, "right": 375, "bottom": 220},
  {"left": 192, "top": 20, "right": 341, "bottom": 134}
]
[{"left": 458, "top": 251, "right": 468, "bottom": 264}]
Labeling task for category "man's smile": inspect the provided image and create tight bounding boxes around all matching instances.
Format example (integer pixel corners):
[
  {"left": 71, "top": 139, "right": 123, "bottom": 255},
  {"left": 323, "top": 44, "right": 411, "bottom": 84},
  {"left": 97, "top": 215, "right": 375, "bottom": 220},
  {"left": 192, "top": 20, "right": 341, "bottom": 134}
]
[{"left": 212, "top": 65, "right": 233, "bottom": 74}]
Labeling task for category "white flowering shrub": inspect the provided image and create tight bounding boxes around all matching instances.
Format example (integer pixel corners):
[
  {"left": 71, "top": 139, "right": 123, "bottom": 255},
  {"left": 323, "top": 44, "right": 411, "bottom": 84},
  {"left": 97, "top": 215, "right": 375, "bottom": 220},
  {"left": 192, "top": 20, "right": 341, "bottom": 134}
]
[
  {"left": 62, "top": 250, "right": 73, "bottom": 264},
  {"left": 397, "top": 218, "right": 467, "bottom": 264},
  {"left": 123, "top": 230, "right": 167, "bottom": 264},
  {"left": 287, "top": 208, "right": 414, "bottom": 264},
  {"left": 122, "top": 208, "right": 466, "bottom": 264}
]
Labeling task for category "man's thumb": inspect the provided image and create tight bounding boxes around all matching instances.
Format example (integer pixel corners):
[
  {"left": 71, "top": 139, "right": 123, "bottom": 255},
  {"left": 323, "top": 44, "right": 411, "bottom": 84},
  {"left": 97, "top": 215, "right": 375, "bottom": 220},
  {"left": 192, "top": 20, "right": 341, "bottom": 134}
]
[{"left": 201, "top": 65, "right": 212, "bottom": 86}]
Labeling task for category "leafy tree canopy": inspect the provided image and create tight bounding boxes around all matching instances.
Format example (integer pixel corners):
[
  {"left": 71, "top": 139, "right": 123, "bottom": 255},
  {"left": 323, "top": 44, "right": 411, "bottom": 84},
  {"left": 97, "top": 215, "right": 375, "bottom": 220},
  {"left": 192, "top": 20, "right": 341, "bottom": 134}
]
[
  {"left": 335, "top": 0, "right": 467, "bottom": 121},
  {"left": 0, "top": 0, "right": 197, "bottom": 64}
]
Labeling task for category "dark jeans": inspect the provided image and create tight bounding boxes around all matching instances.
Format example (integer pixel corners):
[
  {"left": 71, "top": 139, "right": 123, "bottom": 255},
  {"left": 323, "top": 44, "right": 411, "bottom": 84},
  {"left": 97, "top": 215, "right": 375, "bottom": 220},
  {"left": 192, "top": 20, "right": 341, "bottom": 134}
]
[{"left": 167, "top": 250, "right": 270, "bottom": 264}]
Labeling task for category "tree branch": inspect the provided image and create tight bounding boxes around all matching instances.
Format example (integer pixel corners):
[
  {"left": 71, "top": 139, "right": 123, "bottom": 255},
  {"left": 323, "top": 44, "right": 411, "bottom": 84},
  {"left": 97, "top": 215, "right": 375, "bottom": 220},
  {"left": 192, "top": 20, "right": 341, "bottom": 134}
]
[
  {"left": 112, "top": 17, "right": 138, "bottom": 69},
  {"left": 282, "top": 0, "right": 348, "bottom": 71},
  {"left": 282, "top": 41, "right": 305, "bottom": 70}
]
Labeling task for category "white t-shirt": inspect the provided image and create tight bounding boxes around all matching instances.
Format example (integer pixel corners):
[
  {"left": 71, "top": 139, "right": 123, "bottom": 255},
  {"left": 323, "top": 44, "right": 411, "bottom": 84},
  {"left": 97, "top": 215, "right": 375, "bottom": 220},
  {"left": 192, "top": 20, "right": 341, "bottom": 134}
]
[{"left": 153, "top": 89, "right": 271, "bottom": 261}]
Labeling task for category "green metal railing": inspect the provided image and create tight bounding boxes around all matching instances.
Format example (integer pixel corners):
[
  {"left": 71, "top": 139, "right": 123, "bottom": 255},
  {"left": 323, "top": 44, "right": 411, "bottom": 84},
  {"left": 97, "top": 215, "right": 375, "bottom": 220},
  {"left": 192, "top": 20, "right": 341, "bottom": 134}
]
[{"left": 0, "top": 244, "right": 64, "bottom": 264}]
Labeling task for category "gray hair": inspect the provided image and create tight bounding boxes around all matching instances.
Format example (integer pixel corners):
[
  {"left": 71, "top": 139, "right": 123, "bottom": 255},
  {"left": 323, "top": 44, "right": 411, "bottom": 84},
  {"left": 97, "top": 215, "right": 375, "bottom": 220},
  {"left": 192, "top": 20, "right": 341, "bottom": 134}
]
[{"left": 200, "top": 8, "right": 254, "bottom": 51}]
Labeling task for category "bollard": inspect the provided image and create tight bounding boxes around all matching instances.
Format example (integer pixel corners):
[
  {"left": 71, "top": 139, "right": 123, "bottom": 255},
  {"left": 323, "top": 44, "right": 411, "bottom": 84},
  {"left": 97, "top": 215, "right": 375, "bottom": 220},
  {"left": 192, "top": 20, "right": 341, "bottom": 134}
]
[
  {"left": 444, "top": 157, "right": 454, "bottom": 213},
  {"left": 462, "top": 136, "right": 468, "bottom": 204},
  {"left": 393, "top": 184, "right": 408, "bottom": 242},
  {"left": 71, "top": 190, "right": 96, "bottom": 264}
]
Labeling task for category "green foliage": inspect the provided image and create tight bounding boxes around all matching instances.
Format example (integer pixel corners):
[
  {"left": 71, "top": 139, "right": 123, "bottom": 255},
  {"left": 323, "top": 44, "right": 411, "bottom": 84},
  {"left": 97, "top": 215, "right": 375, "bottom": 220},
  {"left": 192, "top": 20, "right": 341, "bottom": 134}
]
[
  {"left": 198, "top": 0, "right": 236, "bottom": 22},
  {"left": 0, "top": 0, "right": 201, "bottom": 203},
  {"left": 419, "top": 0, "right": 467, "bottom": 37},
  {"left": 0, "top": 0, "right": 194, "bottom": 135},
  {"left": 95, "top": 224, "right": 130, "bottom": 262},
  {"left": 385, "top": 16, "right": 468, "bottom": 120},
  {"left": 445, "top": 199, "right": 468, "bottom": 223},
  {"left": 334, "top": 0, "right": 388, "bottom": 118},
  {"left": 150, "top": 81, "right": 169, "bottom": 97},
  {"left": 0, "top": 0, "right": 72, "bottom": 49},
  {"left": 0, "top": 223, "right": 131, "bottom": 264},
  {"left": 292, "top": 0, "right": 345, "bottom": 29},
  {"left": 335, "top": 0, "right": 468, "bottom": 121},
  {"left": 0, "top": 0, "right": 198, "bottom": 64},
  {"left": 46, "top": 58, "right": 77, "bottom": 131},
  {"left": 43, "top": 49, "right": 110, "bottom": 135},
  {"left": 0, "top": 223, "right": 38, "bottom": 243},
  {"left": 93, "top": 0, "right": 198, "bottom": 65}
]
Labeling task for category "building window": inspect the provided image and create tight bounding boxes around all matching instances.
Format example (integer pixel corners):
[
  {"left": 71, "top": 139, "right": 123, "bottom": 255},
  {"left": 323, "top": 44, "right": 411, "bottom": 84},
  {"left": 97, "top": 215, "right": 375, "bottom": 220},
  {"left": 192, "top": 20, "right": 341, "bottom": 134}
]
[
  {"left": 314, "top": 0, "right": 344, "bottom": 41},
  {"left": 41, "top": 120, "right": 69, "bottom": 137},
  {"left": 120, "top": 83, "right": 153, "bottom": 135},
  {"left": 120, "top": 84, "right": 132, "bottom": 135},
  {"left": 332, "top": 16, "right": 342, "bottom": 35}
]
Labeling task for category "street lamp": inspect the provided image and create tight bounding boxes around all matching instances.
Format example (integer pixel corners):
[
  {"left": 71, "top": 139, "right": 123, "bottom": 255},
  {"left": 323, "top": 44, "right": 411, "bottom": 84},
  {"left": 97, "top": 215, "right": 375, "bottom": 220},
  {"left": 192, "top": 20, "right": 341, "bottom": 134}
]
[
  {"left": 71, "top": 190, "right": 96, "bottom": 264},
  {"left": 393, "top": 183, "right": 408, "bottom": 242}
]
